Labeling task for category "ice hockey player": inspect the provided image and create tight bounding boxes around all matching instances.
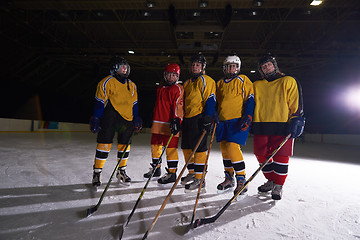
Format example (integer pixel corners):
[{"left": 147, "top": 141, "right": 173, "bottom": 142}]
[
  {"left": 181, "top": 53, "right": 216, "bottom": 191},
  {"left": 143, "top": 63, "right": 184, "bottom": 185},
  {"left": 252, "top": 53, "right": 305, "bottom": 200},
  {"left": 215, "top": 55, "right": 254, "bottom": 196},
  {"left": 90, "top": 56, "right": 142, "bottom": 187}
]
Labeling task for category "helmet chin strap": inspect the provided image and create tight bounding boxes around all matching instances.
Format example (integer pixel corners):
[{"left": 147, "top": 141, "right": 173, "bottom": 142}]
[
  {"left": 225, "top": 73, "right": 237, "bottom": 78},
  {"left": 264, "top": 70, "right": 283, "bottom": 81},
  {"left": 264, "top": 70, "right": 277, "bottom": 77},
  {"left": 113, "top": 73, "right": 125, "bottom": 81}
]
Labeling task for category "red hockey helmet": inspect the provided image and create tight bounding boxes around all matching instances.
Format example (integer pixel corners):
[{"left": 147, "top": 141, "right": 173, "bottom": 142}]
[
  {"left": 164, "top": 63, "right": 180, "bottom": 84},
  {"left": 165, "top": 63, "right": 180, "bottom": 75}
]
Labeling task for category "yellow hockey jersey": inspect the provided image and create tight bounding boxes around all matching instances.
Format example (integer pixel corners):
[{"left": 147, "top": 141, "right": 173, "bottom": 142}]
[
  {"left": 252, "top": 75, "right": 304, "bottom": 135},
  {"left": 183, "top": 75, "right": 216, "bottom": 118},
  {"left": 216, "top": 75, "right": 254, "bottom": 121},
  {"left": 95, "top": 76, "right": 138, "bottom": 121}
]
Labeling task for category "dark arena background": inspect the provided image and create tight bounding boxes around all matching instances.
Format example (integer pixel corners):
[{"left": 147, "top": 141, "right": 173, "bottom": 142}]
[{"left": 2, "top": 0, "right": 360, "bottom": 134}]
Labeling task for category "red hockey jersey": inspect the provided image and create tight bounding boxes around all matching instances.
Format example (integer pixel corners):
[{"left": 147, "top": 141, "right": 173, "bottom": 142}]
[{"left": 150, "top": 83, "right": 184, "bottom": 136}]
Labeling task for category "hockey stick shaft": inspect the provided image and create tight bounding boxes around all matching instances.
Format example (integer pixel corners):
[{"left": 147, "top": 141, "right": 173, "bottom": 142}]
[
  {"left": 86, "top": 132, "right": 133, "bottom": 217},
  {"left": 142, "top": 130, "right": 207, "bottom": 240},
  {"left": 193, "top": 134, "right": 291, "bottom": 228},
  {"left": 122, "top": 134, "right": 174, "bottom": 228},
  {"left": 189, "top": 124, "right": 217, "bottom": 226}
]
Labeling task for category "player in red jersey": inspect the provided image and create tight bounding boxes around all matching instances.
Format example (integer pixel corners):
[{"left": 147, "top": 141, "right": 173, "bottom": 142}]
[{"left": 143, "top": 63, "right": 184, "bottom": 185}]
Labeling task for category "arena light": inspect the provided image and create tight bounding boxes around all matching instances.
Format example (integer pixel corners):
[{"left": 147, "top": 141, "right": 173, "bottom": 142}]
[
  {"left": 310, "top": 0, "right": 322, "bottom": 6},
  {"left": 253, "top": 0, "right": 263, "bottom": 7},
  {"left": 344, "top": 85, "right": 360, "bottom": 112},
  {"left": 199, "top": 1, "right": 208, "bottom": 8},
  {"left": 193, "top": 11, "right": 200, "bottom": 17},
  {"left": 147, "top": 1, "right": 155, "bottom": 8}
]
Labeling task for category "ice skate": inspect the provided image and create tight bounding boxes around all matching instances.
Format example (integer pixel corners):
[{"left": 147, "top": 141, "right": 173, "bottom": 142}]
[
  {"left": 217, "top": 171, "right": 234, "bottom": 194},
  {"left": 116, "top": 167, "right": 131, "bottom": 185},
  {"left": 180, "top": 173, "right": 195, "bottom": 185},
  {"left": 184, "top": 178, "right": 206, "bottom": 193},
  {"left": 258, "top": 180, "right": 274, "bottom": 193},
  {"left": 271, "top": 184, "right": 283, "bottom": 200},
  {"left": 157, "top": 168, "right": 176, "bottom": 185},
  {"left": 92, "top": 171, "right": 101, "bottom": 188},
  {"left": 143, "top": 163, "right": 161, "bottom": 180},
  {"left": 234, "top": 175, "right": 247, "bottom": 201}
]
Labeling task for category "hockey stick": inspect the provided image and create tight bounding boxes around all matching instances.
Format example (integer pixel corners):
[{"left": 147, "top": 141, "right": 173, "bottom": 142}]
[
  {"left": 86, "top": 133, "right": 133, "bottom": 217},
  {"left": 142, "top": 130, "right": 207, "bottom": 240},
  {"left": 184, "top": 123, "right": 217, "bottom": 234},
  {"left": 192, "top": 133, "right": 291, "bottom": 229},
  {"left": 119, "top": 134, "right": 174, "bottom": 239}
]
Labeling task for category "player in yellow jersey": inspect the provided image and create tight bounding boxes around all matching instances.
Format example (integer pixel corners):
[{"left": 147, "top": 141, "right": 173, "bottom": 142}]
[
  {"left": 216, "top": 55, "right": 254, "bottom": 196},
  {"left": 181, "top": 53, "right": 216, "bottom": 191},
  {"left": 90, "top": 56, "right": 142, "bottom": 187},
  {"left": 252, "top": 53, "right": 305, "bottom": 200}
]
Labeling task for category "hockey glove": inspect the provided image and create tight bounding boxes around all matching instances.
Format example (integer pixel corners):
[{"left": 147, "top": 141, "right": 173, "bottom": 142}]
[
  {"left": 170, "top": 118, "right": 181, "bottom": 135},
  {"left": 239, "top": 115, "right": 252, "bottom": 131},
  {"left": 90, "top": 116, "right": 101, "bottom": 133},
  {"left": 288, "top": 116, "right": 305, "bottom": 139},
  {"left": 133, "top": 116, "right": 143, "bottom": 133},
  {"left": 201, "top": 115, "right": 214, "bottom": 133}
]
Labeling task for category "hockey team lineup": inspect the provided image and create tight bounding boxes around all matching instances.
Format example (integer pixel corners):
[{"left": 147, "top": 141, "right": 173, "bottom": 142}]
[{"left": 87, "top": 53, "right": 305, "bottom": 239}]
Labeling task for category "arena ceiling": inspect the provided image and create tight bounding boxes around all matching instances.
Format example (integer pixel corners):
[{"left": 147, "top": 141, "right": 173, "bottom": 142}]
[{"left": 1, "top": 0, "right": 360, "bottom": 127}]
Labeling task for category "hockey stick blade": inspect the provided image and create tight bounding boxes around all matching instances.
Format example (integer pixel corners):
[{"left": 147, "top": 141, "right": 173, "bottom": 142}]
[
  {"left": 86, "top": 205, "right": 98, "bottom": 217},
  {"left": 192, "top": 134, "right": 291, "bottom": 229},
  {"left": 142, "top": 230, "right": 149, "bottom": 240},
  {"left": 192, "top": 216, "right": 216, "bottom": 229},
  {"left": 119, "top": 224, "right": 125, "bottom": 240},
  {"left": 185, "top": 124, "right": 216, "bottom": 235},
  {"left": 184, "top": 222, "right": 193, "bottom": 234}
]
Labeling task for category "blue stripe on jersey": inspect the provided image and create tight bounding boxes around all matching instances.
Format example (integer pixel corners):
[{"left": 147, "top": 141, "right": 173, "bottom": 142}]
[
  {"left": 102, "top": 76, "right": 112, "bottom": 100},
  {"left": 205, "top": 94, "right": 216, "bottom": 117},
  {"left": 243, "top": 94, "right": 255, "bottom": 117},
  {"left": 224, "top": 75, "right": 244, "bottom": 83},
  {"left": 198, "top": 75, "right": 206, "bottom": 99},
  {"left": 95, "top": 96, "right": 105, "bottom": 104},
  {"left": 237, "top": 75, "right": 244, "bottom": 83},
  {"left": 128, "top": 80, "right": 136, "bottom": 96}
]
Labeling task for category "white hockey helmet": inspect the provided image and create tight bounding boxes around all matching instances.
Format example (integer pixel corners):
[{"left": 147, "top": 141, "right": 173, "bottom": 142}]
[{"left": 223, "top": 55, "right": 241, "bottom": 78}]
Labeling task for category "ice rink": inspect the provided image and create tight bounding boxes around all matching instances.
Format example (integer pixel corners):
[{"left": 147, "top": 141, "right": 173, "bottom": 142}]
[{"left": 0, "top": 132, "right": 359, "bottom": 240}]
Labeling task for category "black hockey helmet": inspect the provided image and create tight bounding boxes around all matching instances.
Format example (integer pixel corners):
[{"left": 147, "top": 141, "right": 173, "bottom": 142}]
[
  {"left": 109, "top": 56, "right": 130, "bottom": 77},
  {"left": 190, "top": 53, "right": 207, "bottom": 70},
  {"left": 258, "top": 53, "right": 279, "bottom": 78}
]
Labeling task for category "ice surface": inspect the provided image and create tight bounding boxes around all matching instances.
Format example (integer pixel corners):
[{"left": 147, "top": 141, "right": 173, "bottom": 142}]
[{"left": 0, "top": 132, "right": 359, "bottom": 240}]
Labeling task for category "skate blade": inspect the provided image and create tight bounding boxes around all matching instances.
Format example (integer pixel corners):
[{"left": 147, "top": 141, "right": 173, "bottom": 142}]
[
  {"left": 118, "top": 180, "right": 131, "bottom": 187},
  {"left": 143, "top": 176, "right": 160, "bottom": 181},
  {"left": 217, "top": 187, "right": 233, "bottom": 194},
  {"left": 235, "top": 193, "right": 247, "bottom": 201},
  {"left": 180, "top": 181, "right": 190, "bottom": 186},
  {"left": 256, "top": 192, "right": 272, "bottom": 200},
  {"left": 184, "top": 188, "right": 206, "bottom": 194},
  {"left": 157, "top": 182, "right": 175, "bottom": 189}
]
